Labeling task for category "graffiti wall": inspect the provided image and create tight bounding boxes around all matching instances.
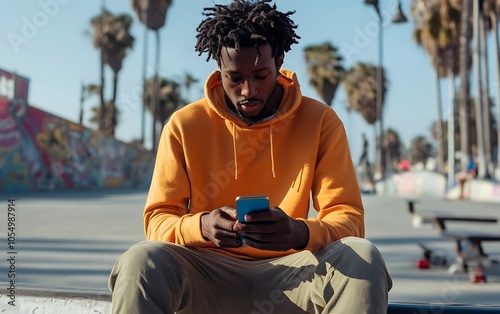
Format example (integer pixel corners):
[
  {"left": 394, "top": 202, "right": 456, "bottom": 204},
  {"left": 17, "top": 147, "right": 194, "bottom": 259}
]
[{"left": 0, "top": 69, "right": 153, "bottom": 192}]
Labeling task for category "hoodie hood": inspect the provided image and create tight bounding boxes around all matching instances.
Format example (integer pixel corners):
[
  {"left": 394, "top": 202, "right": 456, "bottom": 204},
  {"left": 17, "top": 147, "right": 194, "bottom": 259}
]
[{"left": 204, "top": 69, "right": 303, "bottom": 127}]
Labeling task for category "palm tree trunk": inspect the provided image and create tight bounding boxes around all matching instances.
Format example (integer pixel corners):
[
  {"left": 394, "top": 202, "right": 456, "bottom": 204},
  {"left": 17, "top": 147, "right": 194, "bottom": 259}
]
[
  {"left": 447, "top": 71, "right": 457, "bottom": 188},
  {"left": 99, "top": 8, "right": 106, "bottom": 134},
  {"left": 151, "top": 29, "right": 161, "bottom": 153},
  {"left": 140, "top": 3, "right": 148, "bottom": 146},
  {"left": 376, "top": 11, "right": 386, "bottom": 181},
  {"left": 480, "top": 6, "right": 494, "bottom": 178},
  {"left": 110, "top": 70, "right": 119, "bottom": 137},
  {"left": 79, "top": 81, "right": 85, "bottom": 126},
  {"left": 473, "top": 0, "right": 488, "bottom": 178},
  {"left": 435, "top": 71, "right": 445, "bottom": 174},
  {"left": 480, "top": 6, "right": 493, "bottom": 176},
  {"left": 458, "top": 0, "right": 472, "bottom": 171},
  {"left": 492, "top": 11, "right": 500, "bottom": 174}
]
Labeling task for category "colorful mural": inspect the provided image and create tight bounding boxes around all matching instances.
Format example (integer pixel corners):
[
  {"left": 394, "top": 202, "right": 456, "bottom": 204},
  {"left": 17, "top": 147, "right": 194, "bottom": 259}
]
[{"left": 0, "top": 69, "right": 153, "bottom": 192}]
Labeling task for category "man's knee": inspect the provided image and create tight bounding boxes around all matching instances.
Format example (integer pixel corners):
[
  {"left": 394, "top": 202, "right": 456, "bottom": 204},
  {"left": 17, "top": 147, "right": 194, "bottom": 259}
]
[
  {"left": 119, "top": 241, "right": 170, "bottom": 268},
  {"left": 316, "top": 237, "right": 387, "bottom": 273},
  {"left": 341, "top": 237, "right": 384, "bottom": 264},
  {"left": 320, "top": 237, "right": 392, "bottom": 291},
  {"left": 110, "top": 241, "right": 183, "bottom": 285}
]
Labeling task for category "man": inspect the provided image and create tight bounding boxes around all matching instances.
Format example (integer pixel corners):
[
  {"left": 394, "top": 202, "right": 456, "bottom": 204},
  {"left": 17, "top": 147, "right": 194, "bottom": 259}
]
[{"left": 109, "top": 1, "right": 392, "bottom": 313}]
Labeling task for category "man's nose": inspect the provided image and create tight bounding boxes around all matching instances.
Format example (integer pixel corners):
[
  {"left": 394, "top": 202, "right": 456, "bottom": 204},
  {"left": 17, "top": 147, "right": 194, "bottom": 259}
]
[{"left": 241, "top": 79, "right": 257, "bottom": 98}]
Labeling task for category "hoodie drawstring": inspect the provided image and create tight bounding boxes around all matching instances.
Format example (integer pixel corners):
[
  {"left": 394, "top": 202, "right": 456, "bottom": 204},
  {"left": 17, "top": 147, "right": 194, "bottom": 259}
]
[
  {"left": 232, "top": 122, "right": 238, "bottom": 180},
  {"left": 270, "top": 123, "right": 276, "bottom": 178}
]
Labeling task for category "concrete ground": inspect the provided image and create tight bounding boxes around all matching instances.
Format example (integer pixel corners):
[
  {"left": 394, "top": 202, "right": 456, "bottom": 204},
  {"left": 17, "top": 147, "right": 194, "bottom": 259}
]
[{"left": 0, "top": 189, "right": 499, "bottom": 311}]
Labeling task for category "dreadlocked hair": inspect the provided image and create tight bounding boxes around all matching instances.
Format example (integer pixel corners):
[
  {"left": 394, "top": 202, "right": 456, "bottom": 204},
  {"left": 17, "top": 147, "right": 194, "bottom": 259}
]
[{"left": 195, "top": 0, "right": 300, "bottom": 63}]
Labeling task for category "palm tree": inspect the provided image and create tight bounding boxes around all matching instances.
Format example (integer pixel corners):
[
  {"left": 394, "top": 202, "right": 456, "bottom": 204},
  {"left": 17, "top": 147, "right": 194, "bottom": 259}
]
[
  {"left": 89, "top": 101, "right": 116, "bottom": 130},
  {"left": 303, "top": 42, "right": 345, "bottom": 106},
  {"left": 479, "top": 2, "right": 494, "bottom": 173},
  {"left": 343, "top": 63, "right": 387, "bottom": 123},
  {"left": 431, "top": 97, "right": 498, "bottom": 171},
  {"left": 181, "top": 72, "right": 199, "bottom": 102},
  {"left": 410, "top": 135, "right": 433, "bottom": 168},
  {"left": 383, "top": 128, "right": 402, "bottom": 172},
  {"left": 132, "top": 0, "right": 173, "bottom": 151},
  {"left": 470, "top": 0, "right": 490, "bottom": 178},
  {"left": 411, "top": 2, "right": 445, "bottom": 174},
  {"left": 411, "top": 0, "right": 461, "bottom": 175},
  {"left": 79, "top": 84, "right": 101, "bottom": 125},
  {"left": 343, "top": 63, "right": 387, "bottom": 174},
  {"left": 431, "top": 119, "right": 460, "bottom": 172},
  {"left": 90, "top": 9, "right": 112, "bottom": 133},
  {"left": 343, "top": 63, "right": 386, "bottom": 125},
  {"left": 106, "top": 14, "right": 134, "bottom": 137},
  {"left": 484, "top": 0, "right": 500, "bottom": 175},
  {"left": 144, "top": 76, "right": 186, "bottom": 140},
  {"left": 457, "top": 0, "right": 473, "bottom": 172},
  {"left": 466, "top": 97, "right": 498, "bottom": 160},
  {"left": 90, "top": 10, "right": 135, "bottom": 136}
]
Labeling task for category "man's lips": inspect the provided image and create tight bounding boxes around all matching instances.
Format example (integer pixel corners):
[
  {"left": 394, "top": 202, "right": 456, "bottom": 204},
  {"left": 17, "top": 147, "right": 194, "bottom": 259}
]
[
  {"left": 239, "top": 99, "right": 263, "bottom": 114},
  {"left": 239, "top": 98, "right": 261, "bottom": 105}
]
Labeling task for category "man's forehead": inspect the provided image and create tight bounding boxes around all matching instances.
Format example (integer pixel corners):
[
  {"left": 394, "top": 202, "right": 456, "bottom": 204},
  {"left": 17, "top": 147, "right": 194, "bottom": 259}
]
[{"left": 220, "top": 45, "right": 273, "bottom": 65}]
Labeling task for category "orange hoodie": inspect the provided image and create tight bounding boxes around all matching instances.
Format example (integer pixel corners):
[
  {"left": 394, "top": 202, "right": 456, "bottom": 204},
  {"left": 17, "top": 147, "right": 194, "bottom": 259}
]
[{"left": 144, "top": 69, "right": 364, "bottom": 259}]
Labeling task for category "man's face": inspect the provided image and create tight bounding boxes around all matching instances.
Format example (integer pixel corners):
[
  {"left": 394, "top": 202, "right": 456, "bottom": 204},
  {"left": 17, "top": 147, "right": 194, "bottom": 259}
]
[{"left": 219, "top": 44, "right": 282, "bottom": 118}]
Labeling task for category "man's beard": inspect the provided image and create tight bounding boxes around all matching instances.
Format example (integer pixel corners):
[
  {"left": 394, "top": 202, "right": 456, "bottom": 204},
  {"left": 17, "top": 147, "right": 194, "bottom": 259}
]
[
  {"left": 225, "top": 85, "right": 279, "bottom": 126},
  {"left": 232, "top": 109, "right": 262, "bottom": 126},
  {"left": 226, "top": 95, "right": 267, "bottom": 126}
]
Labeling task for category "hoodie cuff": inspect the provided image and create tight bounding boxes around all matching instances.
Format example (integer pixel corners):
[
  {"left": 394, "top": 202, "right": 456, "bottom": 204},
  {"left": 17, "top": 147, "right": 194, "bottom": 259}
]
[
  {"left": 180, "top": 212, "right": 212, "bottom": 247},
  {"left": 298, "top": 218, "right": 323, "bottom": 252}
]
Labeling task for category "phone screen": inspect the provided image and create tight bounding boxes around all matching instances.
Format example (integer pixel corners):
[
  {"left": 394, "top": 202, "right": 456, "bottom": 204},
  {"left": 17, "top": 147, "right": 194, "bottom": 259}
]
[{"left": 236, "top": 195, "right": 269, "bottom": 223}]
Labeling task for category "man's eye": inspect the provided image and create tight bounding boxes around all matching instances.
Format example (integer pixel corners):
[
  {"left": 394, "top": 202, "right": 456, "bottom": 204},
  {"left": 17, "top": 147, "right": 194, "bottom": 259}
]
[
  {"left": 228, "top": 76, "right": 242, "bottom": 83},
  {"left": 255, "top": 73, "right": 270, "bottom": 80}
]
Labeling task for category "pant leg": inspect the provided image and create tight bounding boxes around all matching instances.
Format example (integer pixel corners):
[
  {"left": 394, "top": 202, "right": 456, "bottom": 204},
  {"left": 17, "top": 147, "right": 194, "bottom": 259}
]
[
  {"left": 316, "top": 237, "right": 392, "bottom": 314},
  {"left": 108, "top": 241, "right": 253, "bottom": 314},
  {"left": 109, "top": 238, "right": 391, "bottom": 314},
  {"left": 249, "top": 250, "right": 319, "bottom": 314},
  {"left": 250, "top": 237, "right": 392, "bottom": 314}
]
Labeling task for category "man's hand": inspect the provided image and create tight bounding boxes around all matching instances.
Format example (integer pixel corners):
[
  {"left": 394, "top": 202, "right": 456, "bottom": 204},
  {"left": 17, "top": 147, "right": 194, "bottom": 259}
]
[
  {"left": 201, "top": 206, "right": 241, "bottom": 248},
  {"left": 234, "top": 206, "right": 309, "bottom": 251}
]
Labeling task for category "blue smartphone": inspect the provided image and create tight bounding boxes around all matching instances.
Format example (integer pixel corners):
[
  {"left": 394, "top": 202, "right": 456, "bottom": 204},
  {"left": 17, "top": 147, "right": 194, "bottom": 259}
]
[{"left": 236, "top": 195, "right": 269, "bottom": 223}]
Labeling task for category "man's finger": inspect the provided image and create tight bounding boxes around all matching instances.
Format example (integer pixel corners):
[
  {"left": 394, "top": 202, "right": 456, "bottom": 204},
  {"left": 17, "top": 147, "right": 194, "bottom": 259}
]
[
  {"left": 219, "top": 206, "right": 237, "bottom": 220},
  {"left": 244, "top": 207, "right": 282, "bottom": 222},
  {"left": 215, "top": 227, "right": 239, "bottom": 239}
]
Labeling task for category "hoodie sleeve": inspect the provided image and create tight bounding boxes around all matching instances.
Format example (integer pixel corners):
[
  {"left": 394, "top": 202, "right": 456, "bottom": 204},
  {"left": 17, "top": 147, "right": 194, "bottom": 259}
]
[
  {"left": 143, "top": 121, "right": 211, "bottom": 247},
  {"left": 299, "top": 109, "right": 365, "bottom": 252}
]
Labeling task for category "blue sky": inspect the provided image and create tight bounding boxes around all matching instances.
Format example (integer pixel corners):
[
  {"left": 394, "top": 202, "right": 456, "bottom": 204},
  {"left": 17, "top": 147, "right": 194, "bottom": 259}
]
[{"left": 2, "top": 0, "right": 496, "bottom": 162}]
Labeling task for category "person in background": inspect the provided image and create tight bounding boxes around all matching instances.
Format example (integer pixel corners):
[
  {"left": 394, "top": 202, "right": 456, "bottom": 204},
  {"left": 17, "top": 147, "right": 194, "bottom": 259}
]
[
  {"left": 108, "top": 1, "right": 392, "bottom": 313},
  {"left": 457, "top": 156, "right": 478, "bottom": 200}
]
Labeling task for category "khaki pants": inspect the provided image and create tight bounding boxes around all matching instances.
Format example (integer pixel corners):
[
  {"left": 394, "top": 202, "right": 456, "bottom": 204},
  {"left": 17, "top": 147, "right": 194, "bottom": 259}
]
[{"left": 109, "top": 237, "right": 392, "bottom": 314}]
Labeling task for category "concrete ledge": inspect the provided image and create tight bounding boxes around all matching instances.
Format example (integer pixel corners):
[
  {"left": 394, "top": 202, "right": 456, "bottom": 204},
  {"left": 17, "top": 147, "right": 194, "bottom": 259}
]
[
  {"left": 2, "top": 289, "right": 500, "bottom": 313},
  {"left": 376, "top": 171, "right": 447, "bottom": 198},
  {"left": 446, "top": 179, "right": 500, "bottom": 203},
  {"left": 0, "top": 288, "right": 111, "bottom": 313},
  {"left": 387, "top": 302, "right": 500, "bottom": 313},
  {"left": 376, "top": 171, "right": 500, "bottom": 204}
]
